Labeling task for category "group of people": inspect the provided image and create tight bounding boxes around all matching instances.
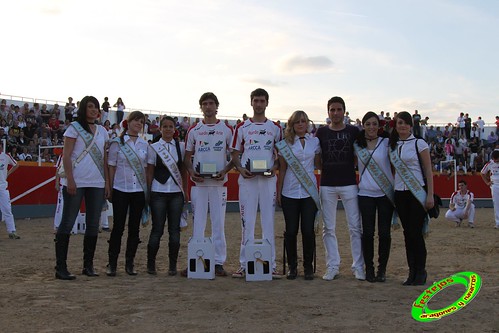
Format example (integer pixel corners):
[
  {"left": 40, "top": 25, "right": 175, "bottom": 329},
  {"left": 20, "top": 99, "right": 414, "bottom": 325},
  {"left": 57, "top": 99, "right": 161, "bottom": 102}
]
[{"left": 52, "top": 89, "right": 441, "bottom": 288}]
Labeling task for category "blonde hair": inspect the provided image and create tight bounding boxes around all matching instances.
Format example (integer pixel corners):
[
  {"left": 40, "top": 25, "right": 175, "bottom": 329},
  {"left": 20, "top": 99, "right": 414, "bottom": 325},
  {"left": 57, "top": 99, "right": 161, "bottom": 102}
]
[{"left": 284, "top": 110, "right": 310, "bottom": 143}]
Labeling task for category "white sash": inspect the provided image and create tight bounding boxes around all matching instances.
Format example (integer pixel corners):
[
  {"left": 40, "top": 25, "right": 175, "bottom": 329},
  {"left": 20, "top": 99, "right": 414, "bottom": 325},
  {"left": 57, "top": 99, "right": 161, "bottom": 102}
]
[
  {"left": 151, "top": 141, "right": 185, "bottom": 198},
  {"left": 111, "top": 137, "right": 147, "bottom": 193},
  {"left": 72, "top": 122, "right": 105, "bottom": 179}
]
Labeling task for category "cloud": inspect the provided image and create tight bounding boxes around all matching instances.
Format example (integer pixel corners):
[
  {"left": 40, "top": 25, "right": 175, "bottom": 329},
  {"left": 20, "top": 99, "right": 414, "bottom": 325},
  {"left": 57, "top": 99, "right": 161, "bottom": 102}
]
[
  {"left": 241, "top": 77, "right": 287, "bottom": 88},
  {"left": 277, "top": 55, "right": 334, "bottom": 74}
]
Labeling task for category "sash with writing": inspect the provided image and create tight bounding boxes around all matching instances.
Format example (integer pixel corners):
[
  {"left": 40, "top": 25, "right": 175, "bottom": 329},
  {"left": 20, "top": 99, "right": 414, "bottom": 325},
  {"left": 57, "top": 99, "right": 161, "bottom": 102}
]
[
  {"left": 389, "top": 147, "right": 426, "bottom": 209},
  {"left": 151, "top": 141, "right": 185, "bottom": 198},
  {"left": 354, "top": 141, "right": 395, "bottom": 205},
  {"left": 111, "top": 137, "right": 150, "bottom": 226},
  {"left": 72, "top": 122, "right": 105, "bottom": 179},
  {"left": 276, "top": 139, "right": 321, "bottom": 211}
]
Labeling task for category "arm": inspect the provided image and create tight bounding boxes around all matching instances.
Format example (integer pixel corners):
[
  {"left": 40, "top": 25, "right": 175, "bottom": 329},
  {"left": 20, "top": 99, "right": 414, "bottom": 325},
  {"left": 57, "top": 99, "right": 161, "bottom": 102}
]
[
  {"left": 231, "top": 149, "right": 253, "bottom": 178},
  {"left": 480, "top": 171, "right": 491, "bottom": 186},
  {"left": 180, "top": 161, "right": 189, "bottom": 202},
  {"left": 314, "top": 153, "right": 322, "bottom": 171},
  {"left": 62, "top": 136, "right": 77, "bottom": 195},
  {"left": 214, "top": 158, "right": 234, "bottom": 182},
  {"left": 420, "top": 148, "right": 434, "bottom": 210},
  {"left": 276, "top": 155, "right": 287, "bottom": 207},
  {"left": 108, "top": 166, "right": 116, "bottom": 201},
  {"left": 183, "top": 150, "right": 203, "bottom": 183},
  {"left": 7, "top": 163, "right": 19, "bottom": 177}
]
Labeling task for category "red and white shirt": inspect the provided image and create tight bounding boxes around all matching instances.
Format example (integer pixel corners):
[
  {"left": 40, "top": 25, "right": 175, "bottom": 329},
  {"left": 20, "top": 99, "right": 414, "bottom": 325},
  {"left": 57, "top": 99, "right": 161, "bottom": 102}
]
[
  {"left": 481, "top": 160, "right": 499, "bottom": 187},
  {"left": 231, "top": 118, "right": 282, "bottom": 173},
  {"left": 0, "top": 152, "right": 17, "bottom": 190},
  {"left": 450, "top": 190, "right": 474, "bottom": 209},
  {"left": 185, "top": 120, "right": 233, "bottom": 186}
]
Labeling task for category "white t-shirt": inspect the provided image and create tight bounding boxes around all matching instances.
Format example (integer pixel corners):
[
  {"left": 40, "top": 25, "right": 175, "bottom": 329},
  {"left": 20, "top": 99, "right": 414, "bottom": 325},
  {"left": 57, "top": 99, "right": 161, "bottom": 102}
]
[
  {"left": 280, "top": 134, "right": 320, "bottom": 199},
  {"left": 450, "top": 190, "right": 474, "bottom": 209},
  {"left": 149, "top": 138, "right": 185, "bottom": 193},
  {"left": 393, "top": 135, "right": 429, "bottom": 191},
  {"left": 481, "top": 160, "right": 499, "bottom": 187},
  {"left": 231, "top": 118, "right": 282, "bottom": 173},
  {"left": 185, "top": 120, "right": 233, "bottom": 187},
  {"left": 108, "top": 136, "right": 154, "bottom": 193},
  {"left": 61, "top": 123, "right": 108, "bottom": 188},
  {"left": 357, "top": 137, "right": 393, "bottom": 197},
  {"left": 0, "top": 152, "right": 17, "bottom": 190}
]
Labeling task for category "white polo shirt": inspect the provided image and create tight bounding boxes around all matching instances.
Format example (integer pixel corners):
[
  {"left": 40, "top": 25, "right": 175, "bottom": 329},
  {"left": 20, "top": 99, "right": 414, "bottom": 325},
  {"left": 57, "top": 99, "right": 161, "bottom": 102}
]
[
  {"left": 481, "top": 160, "right": 499, "bottom": 187},
  {"left": 0, "top": 152, "right": 17, "bottom": 190},
  {"left": 450, "top": 190, "right": 474, "bottom": 209}
]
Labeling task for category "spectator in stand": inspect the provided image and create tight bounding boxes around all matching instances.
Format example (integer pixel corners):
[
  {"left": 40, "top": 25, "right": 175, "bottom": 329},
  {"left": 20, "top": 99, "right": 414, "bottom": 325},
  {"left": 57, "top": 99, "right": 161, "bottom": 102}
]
[
  {"left": 18, "top": 147, "right": 31, "bottom": 161},
  {"left": 9, "top": 120, "right": 22, "bottom": 139},
  {"left": 0, "top": 99, "right": 8, "bottom": 119},
  {"left": 486, "top": 131, "right": 498, "bottom": 148},
  {"left": 0, "top": 128, "right": 8, "bottom": 141},
  {"left": 27, "top": 140, "right": 37, "bottom": 156},
  {"left": 62, "top": 120, "right": 71, "bottom": 132},
  {"left": 7, "top": 110, "right": 15, "bottom": 126},
  {"left": 65, "top": 97, "right": 75, "bottom": 122},
  {"left": 52, "top": 133, "right": 63, "bottom": 145},
  {"left": 48, "top": 114, "right": 61, "bottom": 136},
  {"left": 0, "top": 119, "right": 9, "bottom": 133},
  {"left": 10, "top": 146, "right": 20, "bottom": 161},
  {"left": 470, "top": 126, "right": 480, "bottom": 141},
  {"left": 456, "top": 161, "right": 467, "bottom": 175},
  {"left": 457, "top": 112, "right": 465, "bottom": 137},
  {"left": 40, "top": 148, "right": 54, "bottom": 162},
  {"left": 22, "top": 103, "right": 30, "bottom": 115},
  {"left": 17, "top": 132, "right": 28, "bottom": 147},
  {"left": 474, "top": 116, "right": 485, "bottom": 141},
  {"left": 412, "top": 110, "right": 421, "bottom": 137},
  {"left": 32, "top": 103, "right": 41, "bottom": 118},
  {"left": 41, "top": 104, "right": 51, "bottom": 124},
  {"left": 17, "top": 115, "right": 26, "bottom": 129},
  {"left": 464, "top": 113, "right": 472, "bottom": 139},
  {"left": 39, "top": 131, "right": 51, "bottom": 146},
  {"left": 180, "top": 116, "right": 190, "bottom": 131},
  {"left": 37, "top": 123, "right": 52, "bottom": 140},
  {"left": 103, "top": 120, "right": 111, "bottom": 133},
  {"left": 101, "top": 97, "right": 110, "bottom": 124},
  {"left": 25, "top": 110, "right": 36, "bottom": 125},
  {"left": 426, "top": 125, "right": 437, "bottom": 143},
  {"left": 454, "top": 139, "right": 465, "bottom": 166},
  {"left": 420, "top": 116, "right": 429, "bottom": 140},
  {"left": 113, "top": 98, "right": 126, "bottom": 124},
  {"left": 32, "top": 133, "right": 40, "bottom": 146},
  {"left": 444, "top": 139, "right": 455, "bottom": 161},
  {"left": 468, "top": 137, "right": 481, "bottom": 169},
  {"left": 148, "top": 119, "right": 160, "bottom": 138}
]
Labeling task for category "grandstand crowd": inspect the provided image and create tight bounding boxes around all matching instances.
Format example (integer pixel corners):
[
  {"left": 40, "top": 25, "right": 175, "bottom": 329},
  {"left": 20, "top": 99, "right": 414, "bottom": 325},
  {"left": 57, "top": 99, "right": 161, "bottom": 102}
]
[{"left": 1, "top": 97, "right": 498, "bottom": 176}]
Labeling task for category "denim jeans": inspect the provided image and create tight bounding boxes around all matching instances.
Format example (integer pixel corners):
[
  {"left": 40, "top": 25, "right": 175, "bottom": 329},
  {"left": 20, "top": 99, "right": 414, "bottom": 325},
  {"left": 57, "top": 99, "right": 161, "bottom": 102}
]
[
  {"left": 57, "top": 187, "right": 105, "bottom": 237},
  {"left": 147, "top": 191, "right": 184, "bottom": 249}
]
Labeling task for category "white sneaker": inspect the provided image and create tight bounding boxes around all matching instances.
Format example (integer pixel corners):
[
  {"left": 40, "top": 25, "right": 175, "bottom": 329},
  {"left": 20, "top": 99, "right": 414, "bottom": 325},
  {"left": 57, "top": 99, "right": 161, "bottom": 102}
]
[
  {"left": 353, "top": 268, "right": 366, "bottom": 281},
  {"left": 272, "top": 269, "right": 282, "bottom": 280},
  {"left": 322, "top": 267, "right": 339, "bottom": 281}
]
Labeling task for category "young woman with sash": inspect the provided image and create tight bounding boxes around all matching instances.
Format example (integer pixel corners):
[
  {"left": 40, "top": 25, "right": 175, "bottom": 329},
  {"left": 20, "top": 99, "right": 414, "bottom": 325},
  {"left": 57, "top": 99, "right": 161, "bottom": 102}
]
[
  {"left": 146, "top": 116, "right": 187, "bottom": 276},
  {"left": 389, "top": 111, "right": 434, "bottom": 286},
  {"left": 276, "top": 111, "right": 321, "bottom": 280},
  {"left": 54, "top": 96, "right": 110, "bottom": 280},
  {"left": 354, "top": 112, "right": 394, "bottom": 283},
  {"left": 106, "top": 111, "right": 153, "bottom": 276}
]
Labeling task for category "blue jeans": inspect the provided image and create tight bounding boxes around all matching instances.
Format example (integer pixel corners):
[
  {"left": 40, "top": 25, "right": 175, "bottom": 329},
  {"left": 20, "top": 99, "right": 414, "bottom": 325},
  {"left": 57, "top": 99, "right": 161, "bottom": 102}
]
[
  {"left": 147, "top": 191, "right": 184, "bottom": 250},
  {"left": 57, "top": 187, "right": 105, "bottom": 237}
]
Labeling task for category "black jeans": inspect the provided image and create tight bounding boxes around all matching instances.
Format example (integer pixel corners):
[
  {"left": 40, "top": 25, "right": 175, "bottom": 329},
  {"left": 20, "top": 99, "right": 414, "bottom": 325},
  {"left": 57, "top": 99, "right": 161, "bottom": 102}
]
[
  {"left": 281, "top": 196, "right": 317, "bottom": 271},
  {"left": 358, "top": 195, "right": 393, "bottom": 270},
  {"left": 147, "top": 191, "right": 184, "bottom": 250},
  {"left": 109, "top": 190, "right": 145, "bottom": 258},
  {"left": 394, "top": 190, "right": 427, "bottom": 272}
]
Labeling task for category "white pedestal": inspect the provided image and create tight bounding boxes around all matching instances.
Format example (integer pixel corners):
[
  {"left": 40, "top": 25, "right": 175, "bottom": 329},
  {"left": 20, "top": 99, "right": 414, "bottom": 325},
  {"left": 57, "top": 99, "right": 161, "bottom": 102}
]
[
  {"left": 245, "top": 239, "right": 272, "bottom": 281},
  {"left": 187, "top": 237, "right": 215, "bottom": 280},
  {"left": 71, "top": 212, "right": 86, "bottom": 235}
]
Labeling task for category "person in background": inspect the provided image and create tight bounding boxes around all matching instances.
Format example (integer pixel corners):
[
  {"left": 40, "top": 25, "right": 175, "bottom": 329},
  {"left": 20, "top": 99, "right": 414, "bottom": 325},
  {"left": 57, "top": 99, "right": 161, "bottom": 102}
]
[
  {"left": 113, "top": 97, "right": 126, "bottom": 125},
  {"left": 480, "top": 150, "right": 499, "bottom": 229},
  {"left": 0, "top": 143, "right": 20, "bottom": 239},
  {"left": 445, "top": 180, "right": 475, "bottom": 228}
]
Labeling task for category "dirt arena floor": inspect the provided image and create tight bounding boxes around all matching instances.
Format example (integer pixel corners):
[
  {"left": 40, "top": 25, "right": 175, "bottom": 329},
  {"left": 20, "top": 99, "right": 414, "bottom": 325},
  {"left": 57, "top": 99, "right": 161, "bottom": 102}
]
[{"left": 0, "top": 208, "right": 497, "bottom": 333}]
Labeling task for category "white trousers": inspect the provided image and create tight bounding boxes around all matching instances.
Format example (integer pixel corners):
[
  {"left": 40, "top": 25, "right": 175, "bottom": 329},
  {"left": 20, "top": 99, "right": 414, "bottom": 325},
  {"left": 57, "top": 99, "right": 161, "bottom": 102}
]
[
  {"left": 492, "top": 186, "right": 499, "bottom": 227},
  {"left": 238, "top": 176, "right": 277, "bottom": 269},
  {"left": 0, "top": 189, "right": 16, "bottom": 233},
  {"left": 191, "top": 186, "right": 227, "bottom": 265},
  {"left": 445, "top": 205, "right": 475, "bottom": 223},
  {"left": 320, "top": 185, "right": 364, "bottom": 271}
]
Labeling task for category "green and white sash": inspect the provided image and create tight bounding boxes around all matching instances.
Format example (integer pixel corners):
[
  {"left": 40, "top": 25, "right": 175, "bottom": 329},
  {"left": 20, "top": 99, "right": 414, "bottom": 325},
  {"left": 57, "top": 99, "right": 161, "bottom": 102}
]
[
  {"left": 151, "top": 140, "right": 185, "bottom": 198},
  {"left": 354, "top": 141, "right": 395, "bottom": 205},
  {"left": 389, "top": 146, "right": 426, "bottom": 209},
  {"left": 276, "top": 139, "right": 321, "bottom": 211},
  {"left": 72, "top": 122, "right": 105, "bottom": 179}
]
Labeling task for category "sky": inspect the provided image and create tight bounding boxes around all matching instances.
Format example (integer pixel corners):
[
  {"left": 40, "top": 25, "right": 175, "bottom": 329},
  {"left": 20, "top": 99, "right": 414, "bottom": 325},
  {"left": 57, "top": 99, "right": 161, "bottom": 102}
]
[{"left": 3, "top": 0, "right": 499, "bottom": 125}]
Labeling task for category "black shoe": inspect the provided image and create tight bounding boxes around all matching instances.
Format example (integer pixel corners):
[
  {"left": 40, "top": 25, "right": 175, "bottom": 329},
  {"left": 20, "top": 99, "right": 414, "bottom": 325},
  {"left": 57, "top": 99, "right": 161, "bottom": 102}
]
[
  {"left": 286, "top": 268, "right": 297, "bottom": 280},
  {"left": 125, "top": 261, "right": 138, "bottom": 276},
  {"left": 402, "top": 273, "right": 415, "bottom": 286},
  {"left": 215, "top": 265, "right": 228, "bottom": 277},
  {"left": 82, "top": 266, "right": 99, "bottom": 277},
  {"left": 106, "top": 264, "right": 117, "bottom": 277},
  {"left": 413, "top": 270, "right": 427, "bottom": 286},
  {"left": 375, "top": 271, "right": 386, "bottom": 283},
  {"left": 55, "top": 269, "right": 76, "bottom": 280},
  {"left": 304, "top": 271, "right": 314, "bottom": 280},
  {"left": 168, "top": 269, "right": 177, "bottom": 276},
  {"left": 366, "top": 267, "right": 376, "bottom": 283}
]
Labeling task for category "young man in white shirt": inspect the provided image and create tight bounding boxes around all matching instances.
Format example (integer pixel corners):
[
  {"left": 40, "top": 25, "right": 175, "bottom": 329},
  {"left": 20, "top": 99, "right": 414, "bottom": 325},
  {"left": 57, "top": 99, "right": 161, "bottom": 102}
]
[
  {"left": 445, "top": 180, "right": 476, "bottom": 227},
  {"left": 481, "top": 150, "right": 499, "bottom": 229},
  {"left": 230, "top": 88, "right": 282, "bottom": 278},
  {"left": 0, "top": 144, "right": 20, "bottom": 239},
  {"left": 183, "top": 92, "right": 234, "bottom": 277}
]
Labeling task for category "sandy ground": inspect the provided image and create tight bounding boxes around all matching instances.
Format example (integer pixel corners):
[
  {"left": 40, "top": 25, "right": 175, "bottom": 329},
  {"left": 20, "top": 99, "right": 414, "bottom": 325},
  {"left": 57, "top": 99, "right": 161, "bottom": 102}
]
[{"left": 0, "top": 208, "right": 497, "bottom": 333}]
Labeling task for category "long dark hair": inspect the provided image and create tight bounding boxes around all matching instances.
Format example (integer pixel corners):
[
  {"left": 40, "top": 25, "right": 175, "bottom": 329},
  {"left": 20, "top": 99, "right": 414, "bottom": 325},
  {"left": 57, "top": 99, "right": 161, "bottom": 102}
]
[
  {"left": 76, "top": 96, "right": 100, "bottom": 133},
  {"left": 355, "top": 111, "right": 389, "bottom": 148},
  {"left": 389, "top": 111, "right": 413, "bottom": 150}
]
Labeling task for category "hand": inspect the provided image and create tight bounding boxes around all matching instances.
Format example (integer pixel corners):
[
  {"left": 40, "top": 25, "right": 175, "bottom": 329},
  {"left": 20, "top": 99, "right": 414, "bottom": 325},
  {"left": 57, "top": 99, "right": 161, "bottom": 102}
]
[
  {"left": 276, "top": 193, "right": 282, "bottom": 207},
  {"left": 264, "top": 169, "right": 276, "bottom": 178},
  {"left": 190, "top": 171, "right": 204, "bottom": 183},
  {"left": 104, "top": 184, "right": 111, "bottom": 200},
  {"left": 67, "top": 178, "right": 77, "bottom": 195},
  {"left": 214, "top": 170, "right": 226, "bottom": 181},
  {"left": 239, "top": 167, "right": 254, "bottom": 179},
  {"left": 55, "top": 183, "right": 60, "bottom": 192},
  {"left": 463, "top": 212, "right": 469, "bottom": 219},
  {"left": 425, "top": 195, "right": 435, "bottom": 211}
]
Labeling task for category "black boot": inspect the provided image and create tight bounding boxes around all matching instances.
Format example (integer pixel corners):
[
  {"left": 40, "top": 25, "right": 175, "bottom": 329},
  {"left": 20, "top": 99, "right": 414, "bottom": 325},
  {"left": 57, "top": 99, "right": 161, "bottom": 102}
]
[
  {"left": 302, "top": 232, "right": 315, "bottom": 280},
  {"left": 147, "top": 244, "right": 159, "bottom": 275},
  {"left": 82, "top": 235, "right": 99, "bottom": 277},
  {"left": 285, "top": 231, "right": 297, "bottom": 280},
  {"left": 376, "top": 237, "right": 391, "bottom": 282},
  {"left": 362, "top": 236, "right": 376, "bottom": 283},
  {"left": 54, "top": 234, "right": 76, "bottom": 280},
  {"left": 413, "top": 269, "right": 427, "bottom": 285},
  {"left": 125, "top": 237, "right": 140, "bottom": 275},
  {"left": 402, "top": 249, "right": 416, "bottom": 286},
  {"left": 106, "top": 236, "right": 120, "bottom": 277},
  {"left": 168, "top": 242, "right": 180, "bottom": 276}
]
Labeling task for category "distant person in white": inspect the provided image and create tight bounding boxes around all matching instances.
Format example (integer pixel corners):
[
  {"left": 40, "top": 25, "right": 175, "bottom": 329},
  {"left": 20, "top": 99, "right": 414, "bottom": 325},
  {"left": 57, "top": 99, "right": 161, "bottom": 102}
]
[
  {"left": 445, "top": 180, "right": 475, "bottom": 227},
  {"left": 0, "top": 143, "right": 20, "bottom": 239}
]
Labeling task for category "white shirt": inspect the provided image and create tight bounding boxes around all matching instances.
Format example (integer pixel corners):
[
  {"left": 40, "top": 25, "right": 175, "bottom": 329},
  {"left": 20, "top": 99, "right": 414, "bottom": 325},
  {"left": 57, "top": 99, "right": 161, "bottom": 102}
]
[
  {"left": 149, "top": 138, "right": 185, "bottom": 193},
  {"left": 280, "top": 134, "right": 320, "bottom": 199},
  {"left": 393, "top": 135, "right": 429, "bottom": 191},
  {"left": 61, "top": 124, "right": 108, "bottom": 188},
  {"left": 0, "top": 152, "right": 17, "bottom": 190},
  {"left": 231, "top": 118, "right": 282, "bottom": 174},
  {"left": 108, "top": 135, "right": 154, "bottom": 193},
  {"left": 481, "top": 160, "right": 499, "bottom": 187},
  {"left": 450, "top": 190, "right": 473, "bottom": 209},
  {"left": 185, "top": 120, "right": 233, "bottom": 186},
  {"left": 357, "top": 137, "right": 394, "bottom": 197}
]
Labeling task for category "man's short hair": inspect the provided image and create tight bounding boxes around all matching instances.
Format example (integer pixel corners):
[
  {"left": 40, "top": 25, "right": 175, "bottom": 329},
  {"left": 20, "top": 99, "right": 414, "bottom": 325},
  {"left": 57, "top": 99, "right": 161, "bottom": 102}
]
[
  {"left": 327, "top": 96, "right": 346, "bottom": 111},
  {"left": 250, "top": 88, "right": 269, "bottom": 102},
  {"left": 199, "top": 92, "right": 219, "bottom": 107},
  {"left": 459, "top": 180, "right": 467, "bottom": 185},
  {"left": 492, "top": 150, "right": 499, "bottom": 160}
]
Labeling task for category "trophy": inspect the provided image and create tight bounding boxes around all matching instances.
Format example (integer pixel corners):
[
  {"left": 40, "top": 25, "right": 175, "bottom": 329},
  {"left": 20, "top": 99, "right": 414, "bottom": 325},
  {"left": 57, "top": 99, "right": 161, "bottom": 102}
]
[
  {"left": 196, "top": 162, "right": 218, "bottom": 178},
  {"left": 245, "top": 159, "right": 271, "bottom": 176}
]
